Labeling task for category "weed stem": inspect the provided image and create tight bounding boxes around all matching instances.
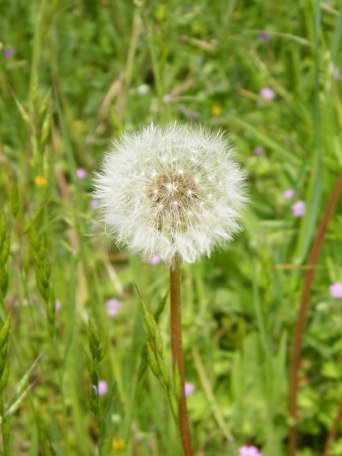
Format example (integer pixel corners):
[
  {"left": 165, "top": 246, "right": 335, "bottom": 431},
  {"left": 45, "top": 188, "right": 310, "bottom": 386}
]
[{"left": 289, "top": 172, "right": 342, "bottom": 455}]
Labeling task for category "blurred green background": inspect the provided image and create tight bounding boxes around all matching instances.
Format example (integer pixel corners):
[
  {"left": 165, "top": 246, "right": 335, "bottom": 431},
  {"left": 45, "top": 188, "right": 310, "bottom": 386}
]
[{"left": 1, "top": 0, "right": 342, "bottom": 455}]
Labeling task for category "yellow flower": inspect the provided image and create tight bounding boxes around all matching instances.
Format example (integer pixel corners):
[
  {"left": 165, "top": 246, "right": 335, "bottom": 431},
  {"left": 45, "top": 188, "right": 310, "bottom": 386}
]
[
  {"left": 112, "top": 438, "right": 125, "bottom": 451},
  {"left": 211, "top": 104, "right": 222, "bottom": 117},
  {"left": 34, "top": 176, "right": 47, "bottom": 188}
]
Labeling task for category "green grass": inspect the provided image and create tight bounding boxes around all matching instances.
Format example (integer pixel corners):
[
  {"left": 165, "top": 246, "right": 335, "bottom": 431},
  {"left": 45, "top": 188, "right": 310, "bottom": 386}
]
[{"left": 1, "top": 0, "right": 342, "bottom": 455}]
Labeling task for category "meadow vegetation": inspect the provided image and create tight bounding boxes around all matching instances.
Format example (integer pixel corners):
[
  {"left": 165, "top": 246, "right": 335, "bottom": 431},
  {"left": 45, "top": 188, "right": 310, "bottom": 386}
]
[{"left": 1, "top": 0, "right": 342, "bottom": 455}]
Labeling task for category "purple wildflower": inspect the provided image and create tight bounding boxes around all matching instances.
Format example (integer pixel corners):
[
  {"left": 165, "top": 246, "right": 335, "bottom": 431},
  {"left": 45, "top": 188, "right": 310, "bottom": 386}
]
[
  {"left": 148, "top": 255, "right": 161, "bottom": 266},
  {"left": 260, "top": 87, "right": 275, "bottom": 101},
  {"left": 254, "top": 146, "right": 264, "bottom": 156},
  {"left": 106, "top": 298, "right": 122, "bottom": 316},
  {"left": 55, "top": 300, "right": 62, "bottom": 311},
  {"left": 259, "top": 32, "right": 270, "bottom": 42},
  {"left": 90, "top": 198, "right": 99, "bottom": 209},
  {"left": 283, "top": 189, "right": 295, "bottom": 200},
  {"left": 4, "top": 47, "right": 15, "bottom": 59},
  {"left": 76, "top": 168, "right": 87, "bottom": 179},
  {"left": 163, "top": 94, "right": 174, "bottom": 103},
  {"left": 95, "top": 380, "right": 108, "bottom": 396},
  {"left": 330, "top": 283, "right": 342, "bottom": 299},
  {"left": 239, "top": 445, "right": 262, "bottom": 456},
  {"left": 291, "top": 200, "right": 305, "bottom": 218},
  {"left": 185, "top": 382, "right": 195, "bottom": 397}
]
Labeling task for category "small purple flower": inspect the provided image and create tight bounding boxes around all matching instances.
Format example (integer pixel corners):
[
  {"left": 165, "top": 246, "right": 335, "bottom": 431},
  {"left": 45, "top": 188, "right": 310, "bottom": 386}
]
[
  {"left": 148, "top": 255, "right": 161, "bottom": 266},
  {"left": 55, "top": 300, "right": 62, "bottom": 312},
  {"left": 260, "top": 87, "right": 275, "bottom": 101},
  {"left": 283, "top": 189, "right": 295, "bottom": 200},
  {"left": 76, "top": 168, "right": 87, "bottom": 179},
  {"left": 90, "top": 198, "right": 99, "bottom": 209},
  {"left": 106, "top": 298, "right": 122, "bottom": 316},
  {"left": 259, "top": 32, "right": 270, "bottom": 42},
  {"left": 330, "top": 283, "right": 342, "bottom": 299},
  {"left": 254, "top": 146, "right": 264, "bottom": 156},
  {"left": 185, "top": 382, "right": 195, "bottom": 397},
  {"left": 163, "top": 94, "right": 174, "bottom": 103},
  {"left": 4, "top": 47, "right": 15, "bottom": 59},
  {"left": 95, "top": 380, "right": 108, "bottom": 396},
  {"left": 239, "top": 445, "right": 262, "bottom": 456},
  {"left": 291, "top": 200, "right": 306, "bottom": 218}
]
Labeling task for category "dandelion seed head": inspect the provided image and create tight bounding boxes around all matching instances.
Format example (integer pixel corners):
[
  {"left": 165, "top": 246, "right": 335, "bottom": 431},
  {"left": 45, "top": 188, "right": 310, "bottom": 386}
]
[{"left": 94, "top": 123, "right": 247, "bottom": 265}]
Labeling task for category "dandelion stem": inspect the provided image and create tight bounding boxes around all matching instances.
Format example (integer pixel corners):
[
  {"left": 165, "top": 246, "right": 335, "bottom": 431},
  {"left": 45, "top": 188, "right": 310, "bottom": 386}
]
[
  {"left": 170, "top": 257, "right": 194, "bottom": 456},
  {"left": 289, "top": 172, "right": 342, "bottom": 456},
  {"left": 323, "top": 399, "right": 342, "bottom": 456}
]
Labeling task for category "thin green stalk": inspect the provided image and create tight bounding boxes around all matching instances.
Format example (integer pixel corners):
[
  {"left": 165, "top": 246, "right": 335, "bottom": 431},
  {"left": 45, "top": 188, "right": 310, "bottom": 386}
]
[{"left": 192, "top": 348, "right": 236, "bottom": 450}]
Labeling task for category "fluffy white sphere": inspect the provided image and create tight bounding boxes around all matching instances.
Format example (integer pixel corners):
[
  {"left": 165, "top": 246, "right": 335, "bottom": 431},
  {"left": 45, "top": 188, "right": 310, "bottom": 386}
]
[{"left": 94, "top": 123, "right": 247, "bottom": 265}]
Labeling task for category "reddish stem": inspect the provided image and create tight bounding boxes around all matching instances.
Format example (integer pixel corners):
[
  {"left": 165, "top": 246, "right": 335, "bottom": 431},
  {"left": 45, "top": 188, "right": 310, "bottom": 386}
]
[
  {"left": 323, "top": 400, "right": 342, "bottom": 456},
  {"left": 289, "top": 172, "right": 342, "bottom": 455},
  {"left": 170, "top": 258, "right": 194, "bottom": 456}
]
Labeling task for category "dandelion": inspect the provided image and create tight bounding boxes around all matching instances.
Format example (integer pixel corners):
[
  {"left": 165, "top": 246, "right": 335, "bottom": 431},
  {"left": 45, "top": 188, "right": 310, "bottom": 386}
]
[
  {"left": 291, "top": 200, "right": 305, "bottom": 218},
  {"left": 112, "top": 438, "right": 125, "bottom": 450},
  {"left": 185, "top": 382, "right": 195, "bottom": 397},
  {"left": 106, "top": 298, "right": 122, "bottom": 316},
  {"left": 34, "top": 176, "right": 47, "bottom": 188},
  {"left": 94, "top": 123, "right": 246, "bottom": 265},
  {"left": 254, "top": 146, "right": 264, "bottom": 156},
  {"left": 94, "top": 123, "right": 246, "bottom": 456},
  {"left": 211, "top": 104, "right": 222, "bottom": 117},
  {"left": 239, "top": 445, "right": 262, "bottom": 456},
  {"left": 76, "top": 168, "right": 87, "bottom": 179},
  {"left": 283, "top": 189, "right": 295, "bottom": 200},
  {"left": 330, "top": 283, "right": 342, "bottom": 299},
  {"left": 95, "top": 380, "right": 108, "bottom": 396},
  {"left": 260, "top": 87, "right": 275, "bottom": 101}
]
